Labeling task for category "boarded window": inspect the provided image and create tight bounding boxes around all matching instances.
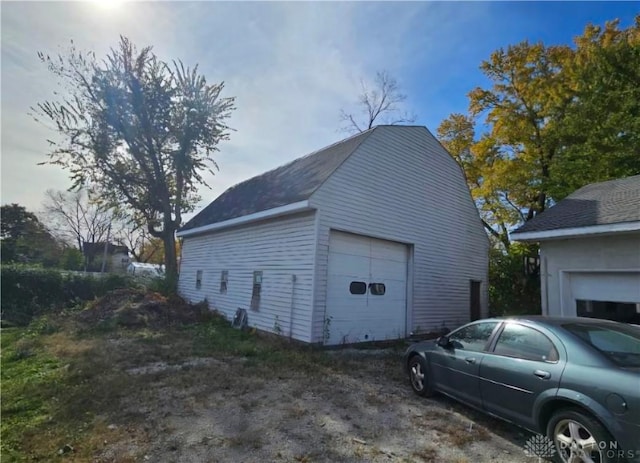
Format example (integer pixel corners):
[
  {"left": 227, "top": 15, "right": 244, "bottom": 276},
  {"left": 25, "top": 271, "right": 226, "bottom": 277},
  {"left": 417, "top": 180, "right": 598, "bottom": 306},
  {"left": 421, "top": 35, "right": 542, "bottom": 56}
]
[
  {"left": 349, "top": 281, "right": 366, "bottom": 295},
  {"left": 251, "top": 271, "right": 262, "bottom": 310},
  {"left": 196, "top": 270, "right": 203, "bottom": 290},
  {"left": 220, "top": 270, "right": 228, "bottom": 293},
  {"left": 369, "top": 283, "right": 386, "bottom": 296}
]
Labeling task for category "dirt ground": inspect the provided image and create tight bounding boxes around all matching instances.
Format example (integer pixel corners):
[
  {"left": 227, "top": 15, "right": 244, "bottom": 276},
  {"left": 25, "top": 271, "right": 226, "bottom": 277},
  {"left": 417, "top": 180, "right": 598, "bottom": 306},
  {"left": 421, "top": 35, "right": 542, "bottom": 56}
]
[
  {"left": 6, "top": 290, "right": 538, "bottom": 463},
  {"left": 89, "top": 339, "right": 536, "bottom": 463}
]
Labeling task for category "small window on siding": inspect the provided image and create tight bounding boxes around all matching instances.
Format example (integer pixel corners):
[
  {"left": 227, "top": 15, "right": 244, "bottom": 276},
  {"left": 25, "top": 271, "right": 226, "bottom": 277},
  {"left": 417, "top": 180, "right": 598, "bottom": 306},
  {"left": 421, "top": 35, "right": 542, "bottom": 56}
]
[
  {"left": 195, "top": 270, "right": 203, "bottom": 290},
  {"left": 251, "top": 271, "right": 262, "bottom": 310},
  {"left": 350, "top": 281, "right": 366, "bottom": 295},
  {"left": 369, "top": 283, "right": 386, "bottom": 296},
  {"left": 220, "top": 270, "right": 228, "bottom": 294}
]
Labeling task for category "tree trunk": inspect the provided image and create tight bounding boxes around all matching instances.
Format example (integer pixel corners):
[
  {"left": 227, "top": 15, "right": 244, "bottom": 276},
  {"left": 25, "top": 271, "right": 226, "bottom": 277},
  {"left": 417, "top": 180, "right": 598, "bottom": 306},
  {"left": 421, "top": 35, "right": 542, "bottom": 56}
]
[{"left": 162, "top": 224, "right": 178, "bottom": 291}]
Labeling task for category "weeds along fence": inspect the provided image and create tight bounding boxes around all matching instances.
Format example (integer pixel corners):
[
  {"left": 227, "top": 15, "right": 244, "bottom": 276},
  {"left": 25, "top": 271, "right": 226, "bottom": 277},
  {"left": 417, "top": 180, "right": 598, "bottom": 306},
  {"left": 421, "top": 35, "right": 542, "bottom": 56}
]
[{"left": 0, "top": 265, "right": 133, "bottom": 326}]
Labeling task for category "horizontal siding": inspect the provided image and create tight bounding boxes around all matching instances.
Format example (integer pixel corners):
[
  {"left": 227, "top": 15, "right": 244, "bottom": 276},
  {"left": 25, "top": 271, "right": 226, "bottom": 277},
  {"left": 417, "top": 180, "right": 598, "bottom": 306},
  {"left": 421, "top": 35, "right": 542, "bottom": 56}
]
[
  {"left": 541, "top": 233, "right": 640, "bottom": 315},
  {"left": 310, "top": 126, "right": 489, "bottom": 343},
  {"left": 178, "top": 212, "right": 317, "bottom": 342}
]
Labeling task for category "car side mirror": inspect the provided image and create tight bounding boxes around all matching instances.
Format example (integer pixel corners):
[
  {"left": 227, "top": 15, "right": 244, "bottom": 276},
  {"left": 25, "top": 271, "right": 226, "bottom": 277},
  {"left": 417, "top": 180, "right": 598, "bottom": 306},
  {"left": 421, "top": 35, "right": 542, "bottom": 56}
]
[{"left": 437, "top": 336, "right": 451, "bottom": 348}]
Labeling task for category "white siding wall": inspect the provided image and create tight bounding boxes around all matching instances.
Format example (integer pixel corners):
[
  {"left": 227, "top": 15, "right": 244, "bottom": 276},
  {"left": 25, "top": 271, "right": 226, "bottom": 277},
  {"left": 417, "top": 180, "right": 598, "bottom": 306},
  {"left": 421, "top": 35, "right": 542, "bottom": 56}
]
[
  {"left": 541, "top": 233, "right": 640, "bottom": 316},
  {"left": 309, "top": 126, "right": 489, "bottom": 342},
  {"left": 178, "top": 212, "right": 317, "bottom": 342}
]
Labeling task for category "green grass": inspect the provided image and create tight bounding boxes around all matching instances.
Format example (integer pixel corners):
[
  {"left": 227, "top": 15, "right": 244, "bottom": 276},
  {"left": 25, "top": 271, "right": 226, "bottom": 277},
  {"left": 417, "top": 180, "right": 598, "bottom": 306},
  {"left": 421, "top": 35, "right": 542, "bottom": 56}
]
[
  {"left": 1, "top": 327, "right": 65, "bottom": 461},
  {"left": 0, "top": 317, "right": 130, "bottom": 462},
  {"left": 188, "top": 316, "right": 337, "bottom": 372}
]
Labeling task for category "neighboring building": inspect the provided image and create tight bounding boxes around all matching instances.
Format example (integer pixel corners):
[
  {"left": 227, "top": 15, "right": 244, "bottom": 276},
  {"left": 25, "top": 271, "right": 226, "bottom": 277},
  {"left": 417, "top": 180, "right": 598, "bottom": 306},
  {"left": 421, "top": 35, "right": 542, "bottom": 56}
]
[
  {"left": 177, "top": 126, "right": 489, "bottom": 344},
  {"left": 512, "top": 175, "right": 640, "bottom": 324},
  {"left": 83, "top": 242, "right": 130, "bottom": 273}
]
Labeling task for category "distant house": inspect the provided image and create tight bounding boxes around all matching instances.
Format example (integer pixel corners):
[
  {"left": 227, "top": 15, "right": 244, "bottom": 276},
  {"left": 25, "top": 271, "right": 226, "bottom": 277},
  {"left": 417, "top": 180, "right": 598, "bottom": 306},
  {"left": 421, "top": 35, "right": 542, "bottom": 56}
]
[
  {"left": 82, "top": 242, "right": 130, "bottom": 273},
  {"left": 177, "top": 126, "right": 488, "bottom": 344},
  {"left": 512, "top": 175, "right": 640, "bottom": 324}
]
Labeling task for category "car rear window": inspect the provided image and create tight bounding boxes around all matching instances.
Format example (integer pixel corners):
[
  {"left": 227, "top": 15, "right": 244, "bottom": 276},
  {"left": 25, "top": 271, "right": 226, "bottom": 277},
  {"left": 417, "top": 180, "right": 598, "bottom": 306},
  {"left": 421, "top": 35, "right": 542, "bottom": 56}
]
[{"left": 563, "top": 323, "right": 640, "bottom": 368}]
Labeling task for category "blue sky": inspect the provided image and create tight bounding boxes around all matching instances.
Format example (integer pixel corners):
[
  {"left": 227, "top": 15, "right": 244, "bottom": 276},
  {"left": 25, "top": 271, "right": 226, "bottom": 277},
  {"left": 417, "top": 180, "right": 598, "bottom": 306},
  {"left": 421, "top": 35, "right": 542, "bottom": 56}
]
[{"left": 1, "top": 1, "right": 638, "bottom": 218}]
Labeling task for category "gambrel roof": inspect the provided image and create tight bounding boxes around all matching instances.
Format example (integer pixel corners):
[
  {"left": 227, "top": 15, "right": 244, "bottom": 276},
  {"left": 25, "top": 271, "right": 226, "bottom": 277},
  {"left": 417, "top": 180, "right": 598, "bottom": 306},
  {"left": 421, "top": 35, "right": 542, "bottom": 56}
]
[{"left": 180, "top": 129, "right": 374, "bottom": 231}]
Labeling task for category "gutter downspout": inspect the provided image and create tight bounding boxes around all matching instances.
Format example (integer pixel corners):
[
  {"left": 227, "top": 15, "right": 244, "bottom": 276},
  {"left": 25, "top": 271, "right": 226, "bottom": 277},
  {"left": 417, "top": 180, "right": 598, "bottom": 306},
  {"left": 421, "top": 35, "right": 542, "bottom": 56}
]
[{"left": 289, "top": 274, "right": 296, "bottom": 341}]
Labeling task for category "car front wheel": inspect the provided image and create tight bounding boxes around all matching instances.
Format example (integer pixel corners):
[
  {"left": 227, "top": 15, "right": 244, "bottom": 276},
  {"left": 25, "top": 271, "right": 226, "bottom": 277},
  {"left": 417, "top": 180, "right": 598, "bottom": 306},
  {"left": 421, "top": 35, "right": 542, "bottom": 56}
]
[
  {"left": 546, "top": 408, "right": 621, "bottom": 463},
  {"left": 408, "top": 355, "right": 434, "bottom": 397}
]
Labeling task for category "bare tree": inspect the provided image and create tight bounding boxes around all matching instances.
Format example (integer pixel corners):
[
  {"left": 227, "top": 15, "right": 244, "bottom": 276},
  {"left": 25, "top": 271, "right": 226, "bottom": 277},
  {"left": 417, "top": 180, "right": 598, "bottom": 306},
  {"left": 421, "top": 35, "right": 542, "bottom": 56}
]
[
  {"left": 112, "top": 217, "right": 159, "bottom": 263},
  {"left": 41, "top": 189, "right": 112, "bottom": 250},
  {"left": 340, "top": 70, "right": 416, "bottom": 133}
]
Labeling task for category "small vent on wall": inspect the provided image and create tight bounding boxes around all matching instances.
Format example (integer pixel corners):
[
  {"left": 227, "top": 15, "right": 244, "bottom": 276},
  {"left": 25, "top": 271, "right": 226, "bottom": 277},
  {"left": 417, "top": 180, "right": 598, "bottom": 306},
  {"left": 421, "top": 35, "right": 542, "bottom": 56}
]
[{"left": 232, "top": 308, "right": 248, "bottom": 330}]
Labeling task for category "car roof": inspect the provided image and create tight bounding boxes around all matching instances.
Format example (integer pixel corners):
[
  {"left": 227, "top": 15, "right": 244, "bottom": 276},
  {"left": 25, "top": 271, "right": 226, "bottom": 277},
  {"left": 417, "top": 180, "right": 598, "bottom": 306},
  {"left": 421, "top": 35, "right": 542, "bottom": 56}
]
[{"left": 485, "top": 315, "right": 631, "bottom": 327}]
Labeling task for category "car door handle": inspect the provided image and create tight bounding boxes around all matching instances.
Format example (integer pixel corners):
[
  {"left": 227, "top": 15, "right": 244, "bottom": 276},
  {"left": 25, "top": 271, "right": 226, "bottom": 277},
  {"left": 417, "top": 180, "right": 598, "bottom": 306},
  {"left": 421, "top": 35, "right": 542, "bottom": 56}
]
[
  {"left": 534, "top": 369, "right": 551, "bottom": 380},
  {"left": 464, "top": 357, "right": 476, "bottom": 364}
]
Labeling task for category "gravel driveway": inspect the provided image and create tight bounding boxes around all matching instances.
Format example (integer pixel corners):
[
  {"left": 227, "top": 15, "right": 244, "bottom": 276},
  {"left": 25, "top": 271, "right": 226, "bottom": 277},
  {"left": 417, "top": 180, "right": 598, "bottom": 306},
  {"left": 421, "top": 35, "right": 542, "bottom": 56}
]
[{"left": 98, "top": 344, "right": 537, "bottom": 463}]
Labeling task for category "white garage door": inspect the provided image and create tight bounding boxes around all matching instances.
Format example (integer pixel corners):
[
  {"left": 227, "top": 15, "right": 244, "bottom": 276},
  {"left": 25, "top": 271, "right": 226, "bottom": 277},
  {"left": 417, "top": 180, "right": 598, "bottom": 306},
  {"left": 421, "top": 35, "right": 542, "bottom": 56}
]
[
  {"left": 568, "top": 272, "right": 640, "bottom": 323},
  {"left": 325, "top": 231, "right": 408, "bottom": 345}
]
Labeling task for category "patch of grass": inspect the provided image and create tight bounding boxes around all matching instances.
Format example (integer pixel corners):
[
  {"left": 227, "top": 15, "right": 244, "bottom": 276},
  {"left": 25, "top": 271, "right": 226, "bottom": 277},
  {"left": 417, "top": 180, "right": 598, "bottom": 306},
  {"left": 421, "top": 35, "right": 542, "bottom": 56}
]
[
  {"left": 1, "top": 327, "right": 66, "bottom": 460},
  {"left": 432, "top": 419, "right": 491, "bottom": 447},
  {"left": 0, "top": 316, "right": 145, "bottom": 462},
  {"left": 412, "top": 444, "right": 439, "bottom": 461},
  {"left": 286, "top": 403, "right": 309, "bottom": 419},
  {"left": 187, "top": 316, "right": 337, "bottom": 373}
]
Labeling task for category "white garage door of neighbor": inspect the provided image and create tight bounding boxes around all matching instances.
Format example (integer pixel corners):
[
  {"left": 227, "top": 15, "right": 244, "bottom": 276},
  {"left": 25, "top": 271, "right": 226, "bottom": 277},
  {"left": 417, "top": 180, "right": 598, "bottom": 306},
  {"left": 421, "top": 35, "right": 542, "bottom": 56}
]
[
  {"left": 325, "top": 231, "right": 408, "bottom": 345},
  {"left": 567, "top": 272, "right": 640, "bottom": 315}
]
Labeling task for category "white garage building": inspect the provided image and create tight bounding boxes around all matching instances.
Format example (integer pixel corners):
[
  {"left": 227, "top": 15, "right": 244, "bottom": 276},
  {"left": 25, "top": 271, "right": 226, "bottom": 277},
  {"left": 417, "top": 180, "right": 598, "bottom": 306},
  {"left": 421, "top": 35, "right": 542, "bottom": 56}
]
[
  {"left": 177, "top": 126, "right": 489, "bottom": 344},
  {"left": 512, "top": 175, "right": 640, "bottom": 324}
]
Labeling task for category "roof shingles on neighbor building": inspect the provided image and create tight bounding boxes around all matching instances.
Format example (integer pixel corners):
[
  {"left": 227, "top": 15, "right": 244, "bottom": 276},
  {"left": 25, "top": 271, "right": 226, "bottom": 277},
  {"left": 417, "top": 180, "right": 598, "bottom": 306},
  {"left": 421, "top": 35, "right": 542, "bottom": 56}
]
[
  {"left": 180, "top": 129, "right": 375, "bottom": 231},
  {"left": 513, "top": 174, "right": 640, "bottom": 235}
]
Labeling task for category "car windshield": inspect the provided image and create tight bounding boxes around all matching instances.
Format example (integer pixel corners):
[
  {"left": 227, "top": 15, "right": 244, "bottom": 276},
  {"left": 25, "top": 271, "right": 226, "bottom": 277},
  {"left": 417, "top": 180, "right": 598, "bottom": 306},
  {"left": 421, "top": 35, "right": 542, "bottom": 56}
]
[{"left": 563, "top": 323, "right": 640, "bottom": 368}]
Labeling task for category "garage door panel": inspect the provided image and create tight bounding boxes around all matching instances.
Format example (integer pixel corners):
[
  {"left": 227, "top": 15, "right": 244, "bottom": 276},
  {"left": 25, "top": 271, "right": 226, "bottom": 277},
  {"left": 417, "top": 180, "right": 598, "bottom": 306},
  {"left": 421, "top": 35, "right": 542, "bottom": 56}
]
[
  {"left": 370, "top": 240, "right": 406, "bottom": 262},
  {"left": 370, "top": 260, "right": 407, "bottom": 279},
  {"left": 570, "top": 273, "right": 640, "bottom": 304},
  {"left": 328, "top": 255, "right": 370, "bottom": 279},
  {"left": 329, "top": 232, "right": 370, "bottom": 255}
]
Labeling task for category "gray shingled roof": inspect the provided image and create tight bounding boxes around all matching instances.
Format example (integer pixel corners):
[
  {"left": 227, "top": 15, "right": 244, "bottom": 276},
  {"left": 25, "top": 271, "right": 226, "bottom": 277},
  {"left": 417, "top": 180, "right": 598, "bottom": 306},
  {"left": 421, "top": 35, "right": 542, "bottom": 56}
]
[
  {"left": 181, "top": 129, "right": 375, "bottom": 231},
  {"left": 513, "top": 174, "right": 640, "bottom": 234}
]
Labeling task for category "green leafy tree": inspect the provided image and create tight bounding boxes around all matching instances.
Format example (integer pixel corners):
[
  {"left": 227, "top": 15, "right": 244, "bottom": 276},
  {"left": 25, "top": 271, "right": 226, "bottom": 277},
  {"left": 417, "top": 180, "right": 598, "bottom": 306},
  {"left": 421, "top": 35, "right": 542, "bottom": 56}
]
[
  {"left": 59, "top": 247, "right": 84, "bottom": 270},
  {"left": 34, "top": 36, "right": 235, "bottom": 285},
  {"left": 468, "top": 40, "right": 574, "bottom": 222},
  {"left": 439, "top": 16, "right": 640, "bottom": 249},
  {"left": 437, "top": 114, "right": 519, "bottom": 249},
  {"left": 550, "top": 17, "right": 640, "bottom": 199},
  {"left": 1, "top": 204, "right": 61, "bottom": 266},
  {"left": 488, "top": 243, "right": 541, "bottom": 316}
]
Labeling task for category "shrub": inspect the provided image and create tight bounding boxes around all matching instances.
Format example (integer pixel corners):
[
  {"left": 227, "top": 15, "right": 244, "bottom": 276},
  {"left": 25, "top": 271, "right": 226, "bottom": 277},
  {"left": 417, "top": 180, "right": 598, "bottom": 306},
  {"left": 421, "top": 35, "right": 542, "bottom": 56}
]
[
  {"left": 145, "top": 275, "right": 177, "bottom": 296},
  {"left": 59, "top": 248, "right": 84, "bottom": 271},
  {"left": 0, "top": 265, "right": 131, "bottom": 326},
  {"left": 489, "top": 243, "right": 541, "bottom": 316}
]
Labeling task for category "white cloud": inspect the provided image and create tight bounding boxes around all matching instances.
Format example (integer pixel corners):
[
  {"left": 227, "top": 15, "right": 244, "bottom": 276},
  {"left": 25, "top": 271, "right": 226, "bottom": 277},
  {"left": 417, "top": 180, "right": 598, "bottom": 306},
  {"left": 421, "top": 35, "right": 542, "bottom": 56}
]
[{"left": 0, "top": 1, "right": 472, "bottom": 220}]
